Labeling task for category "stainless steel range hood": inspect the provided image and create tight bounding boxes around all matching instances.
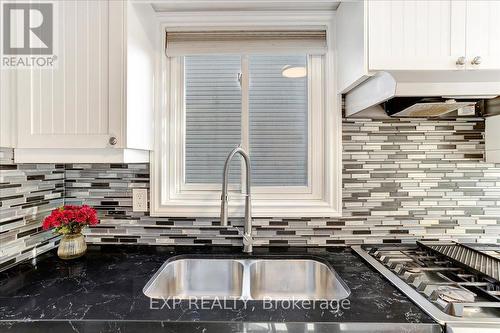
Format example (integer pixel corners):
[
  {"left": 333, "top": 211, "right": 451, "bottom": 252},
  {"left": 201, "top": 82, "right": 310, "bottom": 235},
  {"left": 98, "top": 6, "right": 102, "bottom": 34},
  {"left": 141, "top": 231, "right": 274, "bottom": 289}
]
[{"left": 344, "top": 71, "right": 500, "bottom": 119}]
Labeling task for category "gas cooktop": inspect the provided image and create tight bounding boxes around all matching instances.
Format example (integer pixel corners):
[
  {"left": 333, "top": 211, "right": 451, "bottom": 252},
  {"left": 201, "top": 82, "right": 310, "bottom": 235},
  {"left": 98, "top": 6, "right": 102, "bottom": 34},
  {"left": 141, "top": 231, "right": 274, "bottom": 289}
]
[{"left": 353, "top": 242, "right": 500, "bottom": 332}]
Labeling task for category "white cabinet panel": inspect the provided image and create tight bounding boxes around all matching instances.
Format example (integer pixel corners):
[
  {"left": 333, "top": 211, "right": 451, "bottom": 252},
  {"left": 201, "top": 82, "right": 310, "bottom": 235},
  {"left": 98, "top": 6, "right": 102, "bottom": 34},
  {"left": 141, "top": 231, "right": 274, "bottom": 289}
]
[
  {"left": 124, "top": 1, "right": 155, "bottom": 150},
  {"left": 337, "top": 0, "right": 500, "bottom": 94},
  {"left": 368, "top": 0, "right": 466, "bottom": 71},
  {"left": 0, "top": 70, "right": 15, "bottom": 148},
  {"left": 466, "top": 0, "right": 500, "bottom": 70},
  {"left": 17, "top": 0, "right": 121, "bottom": 148}
]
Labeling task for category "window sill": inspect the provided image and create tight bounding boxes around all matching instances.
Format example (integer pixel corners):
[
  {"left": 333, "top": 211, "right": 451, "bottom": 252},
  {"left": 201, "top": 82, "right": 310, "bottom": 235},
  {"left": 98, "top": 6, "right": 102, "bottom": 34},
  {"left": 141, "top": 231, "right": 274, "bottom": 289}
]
[{"left": 150, "top": 197, "right": 341, "bottom": 218}]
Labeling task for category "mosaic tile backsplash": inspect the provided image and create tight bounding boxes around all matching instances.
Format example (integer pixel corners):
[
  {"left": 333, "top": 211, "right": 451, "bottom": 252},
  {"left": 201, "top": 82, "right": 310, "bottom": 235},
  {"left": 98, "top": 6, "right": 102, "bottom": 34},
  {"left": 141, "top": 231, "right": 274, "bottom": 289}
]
[
  {"left": 1, "top": 118, "right": 500, "bottom": 269},
  {"left": 0, "top": 148, "right": 64, "bottom": 271}
]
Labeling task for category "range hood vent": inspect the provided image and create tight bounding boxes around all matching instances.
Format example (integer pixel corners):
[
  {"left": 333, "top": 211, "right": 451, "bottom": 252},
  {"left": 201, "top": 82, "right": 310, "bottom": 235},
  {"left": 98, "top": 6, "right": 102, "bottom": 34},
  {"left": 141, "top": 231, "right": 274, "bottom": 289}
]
[
  {"left": 344, "top": 71, "right": 500, "bottom": 119},
  {"left": 384, "top": 98, "right": 478, "bottom": 118}
]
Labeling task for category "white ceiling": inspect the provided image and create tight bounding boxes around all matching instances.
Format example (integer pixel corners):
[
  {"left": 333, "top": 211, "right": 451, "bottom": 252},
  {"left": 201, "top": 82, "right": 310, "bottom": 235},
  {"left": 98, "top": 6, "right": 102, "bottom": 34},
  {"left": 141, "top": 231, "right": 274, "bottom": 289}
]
[{"left": 146, "top": 0, "right": 341, "bottom": 12}]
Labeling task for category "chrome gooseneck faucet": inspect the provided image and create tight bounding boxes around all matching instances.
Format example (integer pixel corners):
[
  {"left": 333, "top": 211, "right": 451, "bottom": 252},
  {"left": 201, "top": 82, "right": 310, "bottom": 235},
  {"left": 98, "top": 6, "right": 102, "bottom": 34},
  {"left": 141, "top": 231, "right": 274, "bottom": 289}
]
[{"left": 220, "top": 146, "right": 253, "bottom": 253}]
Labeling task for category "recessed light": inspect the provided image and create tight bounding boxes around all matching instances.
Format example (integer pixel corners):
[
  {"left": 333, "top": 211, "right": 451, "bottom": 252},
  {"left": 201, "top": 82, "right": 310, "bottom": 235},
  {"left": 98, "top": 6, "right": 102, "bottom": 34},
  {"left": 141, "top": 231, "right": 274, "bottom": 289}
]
[{"left": 281, "top": 65, "right": 307, "bottom": 78}]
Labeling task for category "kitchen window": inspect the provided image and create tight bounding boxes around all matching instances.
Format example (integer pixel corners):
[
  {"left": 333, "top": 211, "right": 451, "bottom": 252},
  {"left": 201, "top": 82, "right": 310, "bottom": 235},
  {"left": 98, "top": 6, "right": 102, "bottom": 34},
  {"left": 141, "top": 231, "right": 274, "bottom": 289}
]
[
  {"left": 151, "top": 28, "right": 341, "bottom": 217},
  {"left": 184, "top": 54, "right": 309, "bottom": 187}
]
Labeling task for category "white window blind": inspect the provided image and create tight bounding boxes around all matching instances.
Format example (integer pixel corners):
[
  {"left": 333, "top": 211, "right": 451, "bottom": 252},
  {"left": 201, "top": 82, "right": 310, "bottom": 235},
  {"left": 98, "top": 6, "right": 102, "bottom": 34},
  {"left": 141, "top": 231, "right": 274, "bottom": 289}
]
[
  {"left": 184, "top": 54, "right": 308, "bottom": 187},
  {"left": 249, "top": 55, "right": 308, "bottom": 186},
  {"left": 184, "top": 55, "right": 242, "bottom": 184},
  {"left": 165, "top": 30, "right": 327, "bottom": 56}
]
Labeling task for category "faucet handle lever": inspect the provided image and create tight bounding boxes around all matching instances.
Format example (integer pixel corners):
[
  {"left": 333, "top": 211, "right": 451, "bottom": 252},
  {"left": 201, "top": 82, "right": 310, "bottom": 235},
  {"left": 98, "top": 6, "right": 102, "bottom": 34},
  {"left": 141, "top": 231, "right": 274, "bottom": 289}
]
[{"left": 243, "top": 233, "right": 253, "bottom": 253}]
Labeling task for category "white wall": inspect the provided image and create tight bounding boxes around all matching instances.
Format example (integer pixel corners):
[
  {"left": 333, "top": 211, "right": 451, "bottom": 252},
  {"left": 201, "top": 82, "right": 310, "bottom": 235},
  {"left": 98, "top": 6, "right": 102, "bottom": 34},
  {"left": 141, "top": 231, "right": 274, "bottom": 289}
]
[{"left": 126, "top": 2, "right": 157, "bottom": 150}]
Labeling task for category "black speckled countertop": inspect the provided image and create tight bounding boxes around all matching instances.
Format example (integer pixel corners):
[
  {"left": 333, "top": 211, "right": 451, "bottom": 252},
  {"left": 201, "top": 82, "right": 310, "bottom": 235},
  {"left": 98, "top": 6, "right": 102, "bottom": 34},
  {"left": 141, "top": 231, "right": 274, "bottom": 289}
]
[{"left": 0, "top": 245, "right": 442, "bottom": 333}]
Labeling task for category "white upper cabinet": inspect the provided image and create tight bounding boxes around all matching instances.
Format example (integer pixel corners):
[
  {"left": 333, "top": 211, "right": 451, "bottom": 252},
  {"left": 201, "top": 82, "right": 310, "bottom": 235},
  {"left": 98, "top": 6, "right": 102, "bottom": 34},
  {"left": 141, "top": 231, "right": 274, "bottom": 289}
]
[
  {"left": 16, "top": 0, "right": 120, "bottom": 149},
  {"left": 465, "top": 0, "right": 500, "bottom": 70},
  {"left": 337, "top": 0, "right": 500, "bottom": 93},
  {"left": 0, "top": 70, "right": 15, "bottom": 148},
  {"left": 368, "top": 0, "right": 466, "bottom": 71},
  {"left": 12, "top": 0, "right": 157, "bottom": 162}
]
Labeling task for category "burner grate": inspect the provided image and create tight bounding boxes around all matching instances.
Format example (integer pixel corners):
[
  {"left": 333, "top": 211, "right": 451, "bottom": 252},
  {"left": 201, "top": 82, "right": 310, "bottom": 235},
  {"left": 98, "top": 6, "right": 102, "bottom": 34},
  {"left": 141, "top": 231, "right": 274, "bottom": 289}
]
[
  {"left": 367, "top": 244, "right": 500, "bottom": 318},
  {"left": 418, "top": 242, "right": 500, "bottom": 282}
]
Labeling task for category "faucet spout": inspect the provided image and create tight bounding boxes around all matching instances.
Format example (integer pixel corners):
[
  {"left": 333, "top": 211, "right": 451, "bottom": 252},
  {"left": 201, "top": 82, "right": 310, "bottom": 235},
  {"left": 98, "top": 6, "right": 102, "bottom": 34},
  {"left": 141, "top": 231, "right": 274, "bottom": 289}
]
[{"left": 220, "top": 146, "right": 253, "bottom": 253}]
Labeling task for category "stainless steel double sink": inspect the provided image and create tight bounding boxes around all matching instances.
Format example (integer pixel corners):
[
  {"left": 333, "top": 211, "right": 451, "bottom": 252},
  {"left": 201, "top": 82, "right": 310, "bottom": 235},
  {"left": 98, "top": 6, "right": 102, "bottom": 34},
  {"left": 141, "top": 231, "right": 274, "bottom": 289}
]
[{"left": 143, "top": 256, "right": 350, "bottom": 301}]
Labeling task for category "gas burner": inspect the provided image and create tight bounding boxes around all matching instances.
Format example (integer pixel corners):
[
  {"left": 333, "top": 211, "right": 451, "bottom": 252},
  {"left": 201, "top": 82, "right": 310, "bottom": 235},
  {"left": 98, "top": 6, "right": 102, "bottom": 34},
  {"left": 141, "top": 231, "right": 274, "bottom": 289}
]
[
  {"left": 403, "top": 262, "right": 422, "bottom": 273},
  {"left": 434, "top": 286, "right": 476, "bottom": 303},
  {"left": 391, "top": 261, "right": 422, "bottom": 274},
  {"left": 362, "top": 243, "right": 500, "bottom": 321}
]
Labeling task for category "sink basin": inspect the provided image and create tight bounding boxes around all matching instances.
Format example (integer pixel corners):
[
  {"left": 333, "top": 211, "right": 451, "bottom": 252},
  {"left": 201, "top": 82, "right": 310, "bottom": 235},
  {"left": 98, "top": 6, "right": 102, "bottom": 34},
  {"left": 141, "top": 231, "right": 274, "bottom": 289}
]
[
  {"left": 143, "top": 256, "right": 350, "bottom": 301},
  {"left": 143, "top": 259, "right": 244, "bottom": 299},
  {"left": 249, "top": 259, "right": 350, "bottom": 300}
]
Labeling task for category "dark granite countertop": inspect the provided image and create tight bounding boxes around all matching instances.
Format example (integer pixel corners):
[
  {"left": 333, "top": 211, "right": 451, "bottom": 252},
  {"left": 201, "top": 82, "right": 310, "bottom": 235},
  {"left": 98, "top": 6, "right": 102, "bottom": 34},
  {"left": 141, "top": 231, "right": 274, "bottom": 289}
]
[{"left": 0, "top": 245, "right": 441, "bottom": 332}]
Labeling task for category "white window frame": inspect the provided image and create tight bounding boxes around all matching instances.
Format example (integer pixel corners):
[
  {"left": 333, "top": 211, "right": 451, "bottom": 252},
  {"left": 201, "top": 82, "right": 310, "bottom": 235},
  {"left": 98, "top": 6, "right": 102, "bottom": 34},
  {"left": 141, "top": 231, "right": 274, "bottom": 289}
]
[{"left": 151, "top": 11, "right": 341, "bottom": 218}]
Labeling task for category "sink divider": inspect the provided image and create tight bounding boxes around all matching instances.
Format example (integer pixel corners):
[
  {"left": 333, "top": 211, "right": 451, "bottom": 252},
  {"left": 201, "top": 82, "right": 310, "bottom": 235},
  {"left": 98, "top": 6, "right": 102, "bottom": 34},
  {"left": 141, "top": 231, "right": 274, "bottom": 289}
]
[{"left": 239, "top": 259, "right": 253, "bottom": 300}]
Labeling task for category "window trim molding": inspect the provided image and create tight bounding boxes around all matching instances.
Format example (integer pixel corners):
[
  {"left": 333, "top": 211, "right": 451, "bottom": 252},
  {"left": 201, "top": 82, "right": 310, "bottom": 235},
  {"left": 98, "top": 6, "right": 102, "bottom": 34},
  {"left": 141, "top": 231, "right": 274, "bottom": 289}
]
[{"left": 151, "top": 11, "right": 341, "bottom": 218}]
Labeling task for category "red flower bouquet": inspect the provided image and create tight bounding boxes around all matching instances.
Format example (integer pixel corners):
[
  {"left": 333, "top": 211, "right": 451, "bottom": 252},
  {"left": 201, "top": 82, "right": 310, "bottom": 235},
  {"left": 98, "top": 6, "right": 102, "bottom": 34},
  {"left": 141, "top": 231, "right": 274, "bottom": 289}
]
[{"left": 42, "top": 205, "right": 99, "bottom": 235}]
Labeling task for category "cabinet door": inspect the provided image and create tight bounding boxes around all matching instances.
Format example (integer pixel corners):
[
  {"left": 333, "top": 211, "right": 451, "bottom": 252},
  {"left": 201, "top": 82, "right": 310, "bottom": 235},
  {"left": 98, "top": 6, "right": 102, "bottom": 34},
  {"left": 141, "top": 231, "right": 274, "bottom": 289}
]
[
  {"left": 16, "top": 0, "right": 122, "bottom": 148},
  {"left": 368, "top": 0, "right": 467, "bottom": 71},
  {"left": 465, "top": 0, "right": 500, "bottom": 70}
]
